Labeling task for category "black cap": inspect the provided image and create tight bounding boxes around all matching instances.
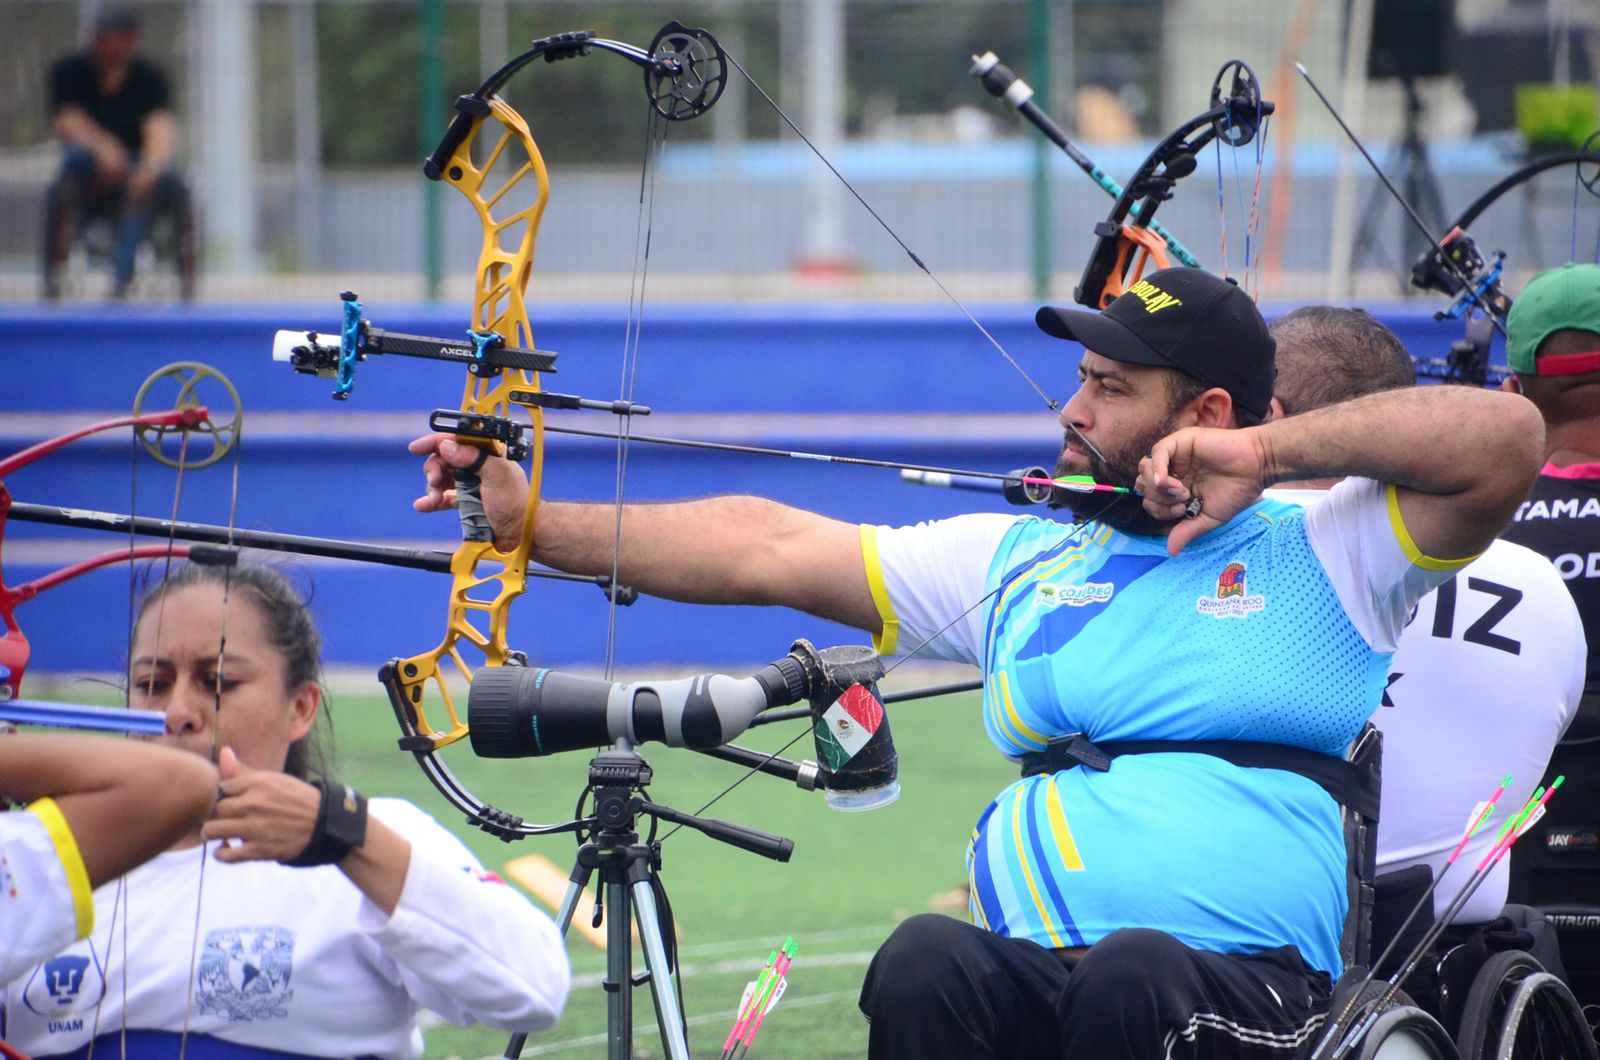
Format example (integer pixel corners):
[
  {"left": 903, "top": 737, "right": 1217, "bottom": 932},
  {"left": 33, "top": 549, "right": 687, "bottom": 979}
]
[{"left": 1036, "top": 268, "right": 1275, "bottom": 418}]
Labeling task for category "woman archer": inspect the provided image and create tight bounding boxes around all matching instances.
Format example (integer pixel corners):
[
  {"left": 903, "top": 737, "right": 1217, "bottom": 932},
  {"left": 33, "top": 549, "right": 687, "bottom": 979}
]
[{"left": 0, "top": 563, "right": 570, "bottom": 1059}]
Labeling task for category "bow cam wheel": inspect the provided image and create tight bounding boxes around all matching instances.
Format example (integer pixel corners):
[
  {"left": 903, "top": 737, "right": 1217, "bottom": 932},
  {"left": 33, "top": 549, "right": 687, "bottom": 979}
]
[
  {"left": 645, "top": 21, "right": 727, "bottom": 121},
  {"left": 131, "top": 361, "right": 243, "bottom": 470}
]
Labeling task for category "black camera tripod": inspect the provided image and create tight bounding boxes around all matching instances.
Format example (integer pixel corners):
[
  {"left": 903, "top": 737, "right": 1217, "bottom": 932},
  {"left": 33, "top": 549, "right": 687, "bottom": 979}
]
[{"left": 506, "top": 748, "right": 794, "bottom": 1060}]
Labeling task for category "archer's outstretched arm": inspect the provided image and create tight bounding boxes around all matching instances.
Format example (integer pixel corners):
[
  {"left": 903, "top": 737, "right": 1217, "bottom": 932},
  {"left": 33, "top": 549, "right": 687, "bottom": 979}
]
[
  {"left": 0, "top": 734, "right": 217, "bottom": 887},
  {"left": 1140, "top": 386, "right": 1545, "bottom": 557},
  {"left": 410, "top": 433, "right": 882, "bottom": 633}
]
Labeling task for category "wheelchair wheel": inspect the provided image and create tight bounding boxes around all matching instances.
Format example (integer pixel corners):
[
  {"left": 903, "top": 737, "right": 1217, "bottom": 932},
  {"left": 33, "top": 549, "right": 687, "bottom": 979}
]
[
  {"left": 1355, "top": 1006, "right": 1460, "bottom": 1059},
  {"left": 1457, "top": 952, "right": 1597, "bottom": 1060},
  {"left": 1494, "top": 973, "right": 1596, "bottom": 1060}
]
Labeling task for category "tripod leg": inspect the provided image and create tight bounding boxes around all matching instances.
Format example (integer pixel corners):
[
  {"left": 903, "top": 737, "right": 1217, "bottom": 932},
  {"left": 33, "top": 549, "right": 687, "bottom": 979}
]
[
  {"left": 501, "top": 862, "right": 598, "bottom": 1060},
  {"left": 555, "top": 863, "right": 595, "bottom": 938},
  {"left": 607, "top": 878, "right": 635, "bottom": 1060},
  {"left": 633, "top": 877, "right": 691, "bottom": 1060}
]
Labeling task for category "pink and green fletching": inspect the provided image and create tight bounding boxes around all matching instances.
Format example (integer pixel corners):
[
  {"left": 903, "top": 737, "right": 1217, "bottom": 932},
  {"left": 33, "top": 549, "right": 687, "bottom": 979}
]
[{"left": 1019, "top": 474, "right": 1132, "bottom": 495}]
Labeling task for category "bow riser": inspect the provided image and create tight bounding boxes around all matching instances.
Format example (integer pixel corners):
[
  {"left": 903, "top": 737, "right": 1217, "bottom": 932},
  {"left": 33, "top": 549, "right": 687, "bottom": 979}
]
[{"left": 390, "top": 98, "right": 550, "bottom": 751}]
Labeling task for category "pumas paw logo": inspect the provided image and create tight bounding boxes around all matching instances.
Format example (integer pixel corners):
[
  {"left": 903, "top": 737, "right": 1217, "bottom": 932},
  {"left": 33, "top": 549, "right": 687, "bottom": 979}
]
[{"left": 1196, "top": 560, "right": 1266, "bottom": 618}]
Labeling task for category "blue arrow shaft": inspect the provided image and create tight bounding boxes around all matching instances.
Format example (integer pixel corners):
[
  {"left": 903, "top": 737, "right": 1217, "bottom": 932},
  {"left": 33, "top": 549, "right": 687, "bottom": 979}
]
[{"left": 0, "top": 700, "right": 166, "bottom": 735}]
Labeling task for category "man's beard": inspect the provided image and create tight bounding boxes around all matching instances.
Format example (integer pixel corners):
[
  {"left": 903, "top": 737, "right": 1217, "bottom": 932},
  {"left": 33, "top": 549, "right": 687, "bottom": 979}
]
[{"left": 1052, "top": 415, "right": 1180, "bottom": 537}]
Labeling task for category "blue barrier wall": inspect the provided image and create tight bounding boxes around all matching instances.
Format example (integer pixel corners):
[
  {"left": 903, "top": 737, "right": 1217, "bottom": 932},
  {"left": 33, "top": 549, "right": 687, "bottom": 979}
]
[{"left": 1, "top": 302, "right": 1493, "bottom": 678}]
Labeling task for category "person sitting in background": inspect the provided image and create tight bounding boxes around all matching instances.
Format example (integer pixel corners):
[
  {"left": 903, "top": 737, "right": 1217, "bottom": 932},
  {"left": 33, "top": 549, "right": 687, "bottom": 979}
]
[
  {"left": 0, "top": 563, "right": 570, "bottom": 1059},
  {"left": 0, "top": 733, "right": 217, "bottom": 984},
  {"left": 44, "top": 7, "right": 181, "bottom": 299},
  {"left": 1268, "top": 306, "right": 1584, "bottom": 999}
]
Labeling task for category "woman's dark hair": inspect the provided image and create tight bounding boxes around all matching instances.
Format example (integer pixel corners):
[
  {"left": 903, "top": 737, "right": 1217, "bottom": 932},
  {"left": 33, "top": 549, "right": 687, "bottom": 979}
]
[{"left": 133, "top": 563, "right": 331, "bottom": 781}]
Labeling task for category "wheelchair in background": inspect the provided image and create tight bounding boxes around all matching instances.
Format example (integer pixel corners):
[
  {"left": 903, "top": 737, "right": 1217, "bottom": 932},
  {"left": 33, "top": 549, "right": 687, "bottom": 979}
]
[
  {"left": 42, "top": 165, "right": 196, "bottom": 300},
  {"left": 1313, "top": 901, "right": 1597, "bottom": 1058},
  {"left": 1301, "top": 720, "right": 1597, "bottom": 1059}
]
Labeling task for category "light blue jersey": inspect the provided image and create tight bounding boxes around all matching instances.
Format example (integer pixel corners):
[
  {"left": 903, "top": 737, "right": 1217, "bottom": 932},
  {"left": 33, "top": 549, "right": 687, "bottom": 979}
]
[{"left": 866, "top": 479, "right": 1466, "bottom": 975}]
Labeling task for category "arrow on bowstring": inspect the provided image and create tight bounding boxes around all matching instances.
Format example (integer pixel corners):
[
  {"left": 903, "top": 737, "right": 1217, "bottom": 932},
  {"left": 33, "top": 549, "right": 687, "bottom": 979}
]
[{"left": 541, "top": 422, "right": 1133, "bottom": 499}]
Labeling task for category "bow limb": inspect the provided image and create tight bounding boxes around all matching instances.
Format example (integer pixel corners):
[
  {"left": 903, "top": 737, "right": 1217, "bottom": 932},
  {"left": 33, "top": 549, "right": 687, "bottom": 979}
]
[
  {"left": 1074, "top": 60, "right": 1273, "bottom": 309},
  {"left": 0, "top": 368, "right": 241, "bottom": 700},
  {"left": 386, "top": 97, "right": 550, "bottom": 755}
]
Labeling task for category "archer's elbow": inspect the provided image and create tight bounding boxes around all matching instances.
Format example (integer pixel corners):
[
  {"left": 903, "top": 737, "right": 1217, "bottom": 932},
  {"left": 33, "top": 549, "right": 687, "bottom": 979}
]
[{"left": 1482, "top": 391, "right": 1546, "bottom": 511}]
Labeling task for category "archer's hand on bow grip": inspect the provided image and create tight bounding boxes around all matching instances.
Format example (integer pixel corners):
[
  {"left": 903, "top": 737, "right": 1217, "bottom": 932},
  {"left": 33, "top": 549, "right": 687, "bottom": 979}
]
[{"left": 410, "top": 433, "right": 531, "bottom": 552}]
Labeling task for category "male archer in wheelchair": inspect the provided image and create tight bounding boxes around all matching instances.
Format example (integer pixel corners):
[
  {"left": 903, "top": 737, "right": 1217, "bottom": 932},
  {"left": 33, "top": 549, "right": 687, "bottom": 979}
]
[
  {"left": 413, "top": 268, "right": 1545, "bottom": 1057},
  {"left": 43, "top": 8, "right": 190, "bottom": 300}
]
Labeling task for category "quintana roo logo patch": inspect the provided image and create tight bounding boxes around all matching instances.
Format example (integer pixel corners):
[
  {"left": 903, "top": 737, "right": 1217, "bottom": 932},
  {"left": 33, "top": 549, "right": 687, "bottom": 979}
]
[
  {"left": 195, "top": 926, "right": 296, "bottom": 1022},
  {"left": 1195, "top": 560, "right": 1267, "bottom": 619}
]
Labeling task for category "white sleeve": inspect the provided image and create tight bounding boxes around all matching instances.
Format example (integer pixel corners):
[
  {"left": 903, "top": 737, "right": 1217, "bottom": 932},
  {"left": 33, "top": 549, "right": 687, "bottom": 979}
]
[
  {"left": 1302, "top": 477, "right": 1478, "bottom": 652},
  {"left": 861, "top": 514, "right": 1021, "bottom": 664},
  {"left": 355, "top": 799, "right": 570, "bottom": 1032},
  {"left": 0, "top": 801, "right": 92, "bottom": 985}
]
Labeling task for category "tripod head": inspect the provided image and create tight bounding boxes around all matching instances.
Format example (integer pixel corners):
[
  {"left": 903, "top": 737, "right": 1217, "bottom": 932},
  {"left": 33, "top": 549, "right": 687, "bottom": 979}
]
[{"left": 582, "top": 748, "right": 794, "bottom": 862}]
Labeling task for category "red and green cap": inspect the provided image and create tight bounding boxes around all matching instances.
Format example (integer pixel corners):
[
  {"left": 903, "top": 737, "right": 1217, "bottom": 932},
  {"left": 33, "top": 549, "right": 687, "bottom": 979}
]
[{"left": 1507, "top": 263, "right": 1600, "bottom": 377}]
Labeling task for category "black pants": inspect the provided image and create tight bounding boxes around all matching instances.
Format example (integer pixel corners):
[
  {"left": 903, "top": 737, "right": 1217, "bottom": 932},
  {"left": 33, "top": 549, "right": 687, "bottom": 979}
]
[{"left": 858, "top": 915, "right": 1333, "bottom": 1059}]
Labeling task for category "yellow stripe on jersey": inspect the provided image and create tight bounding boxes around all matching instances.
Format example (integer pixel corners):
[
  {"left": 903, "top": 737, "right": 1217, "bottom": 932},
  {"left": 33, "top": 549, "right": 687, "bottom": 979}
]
[
  {"left": 966, "top": 846, "right": 992, "bottom": 931},
  {"left": 1011, "top": 792, "right": 1064, "bottom": 948},
  {"left": 1045, "top": 780, "right": 1085, "bottom": 872},
  {"left": 27, "top": 797, "right": 94, "bottom": 940},
  {"left": 995, "top": 670, "right": 1049, "bottom": 750},
  {"left": 1384, "top": 482, "right": 1480, "bottom": 571},
  {"left": 984, "top": 525, "right": 1113, "bottom": 751},
  {"left": 859, "top": 525, "right": 900, "bottom": 656}
]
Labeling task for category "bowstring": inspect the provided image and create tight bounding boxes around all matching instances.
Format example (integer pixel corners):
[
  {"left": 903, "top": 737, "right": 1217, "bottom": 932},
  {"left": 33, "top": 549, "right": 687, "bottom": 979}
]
[
  {"left": 177, "top": 424, "right": 241, "bottom": 1060},
  {"left": 1245, "top": 111, "right": 1270, "bottom": 299},
  {"left": 93, "top": 383, "right": 242, "bottom": 1060},
  {"left": 659, "top": 491, "right": 1128, "bottom": 838},
  {"left": 719, "top": 49, "right": 1060, "bottom": 413},
  {"left": 605, "top": 105, "right": 668, "bottom": 681},
  {"left": 1215, "top": 95, "right": 1272, "bottom": 300},
  {"left": 1572, "top": 159, "right": 1594, "bottom": 265},
  {"left": 98, "top": 416, "right": 195, "bottom": 1060},
  {"left": 1214, "top": 117, "right": 1230, "bottom": 280}
]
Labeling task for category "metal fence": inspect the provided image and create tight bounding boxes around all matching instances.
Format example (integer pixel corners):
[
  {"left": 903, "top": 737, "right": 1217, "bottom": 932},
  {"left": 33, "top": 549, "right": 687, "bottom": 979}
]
[{"left": 2, "top": 0, "right": 1596, "bottom": 304}]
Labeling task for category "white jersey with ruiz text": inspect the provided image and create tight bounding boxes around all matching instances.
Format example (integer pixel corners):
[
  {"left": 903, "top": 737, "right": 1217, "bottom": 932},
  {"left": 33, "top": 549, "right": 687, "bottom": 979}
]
[
  {"left": 863, "top": 477, "right": 1463, "bottom": 976},
  {"left": 0, "top": 800, "right": 92, "bottom": 985},
  {"left": 0, "top": 798, "right": 570, "bottom": 1060},
  {"left": 1275, "top": 490, "right": 1587, "bottom": 924}
]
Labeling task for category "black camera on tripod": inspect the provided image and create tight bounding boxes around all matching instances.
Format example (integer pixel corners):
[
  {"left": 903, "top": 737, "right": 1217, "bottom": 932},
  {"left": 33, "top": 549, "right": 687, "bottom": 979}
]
[{"left": 467, "top": 639, "right": 901, "bottom": 810}]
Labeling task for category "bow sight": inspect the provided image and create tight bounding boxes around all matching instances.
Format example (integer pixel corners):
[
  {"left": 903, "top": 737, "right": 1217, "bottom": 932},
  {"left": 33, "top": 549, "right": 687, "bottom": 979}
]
[{"left": 1405, "top": 145, "right": 1600, "bottom": 387}]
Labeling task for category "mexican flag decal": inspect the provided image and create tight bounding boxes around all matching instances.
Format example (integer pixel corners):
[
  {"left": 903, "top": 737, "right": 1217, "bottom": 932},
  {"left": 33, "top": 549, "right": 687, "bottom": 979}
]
[{"left": 812, "top": 684, "right": 885, "bottom": 770}]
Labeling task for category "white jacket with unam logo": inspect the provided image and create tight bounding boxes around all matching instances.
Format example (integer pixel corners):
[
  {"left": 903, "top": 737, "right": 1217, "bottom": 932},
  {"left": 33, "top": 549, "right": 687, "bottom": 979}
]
[{"left": 1, "top": 798, "right": 571, "bottom": 1059}]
